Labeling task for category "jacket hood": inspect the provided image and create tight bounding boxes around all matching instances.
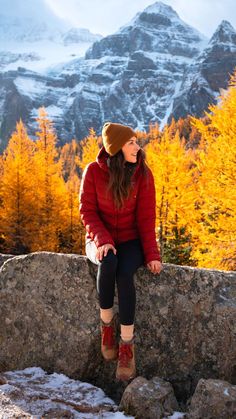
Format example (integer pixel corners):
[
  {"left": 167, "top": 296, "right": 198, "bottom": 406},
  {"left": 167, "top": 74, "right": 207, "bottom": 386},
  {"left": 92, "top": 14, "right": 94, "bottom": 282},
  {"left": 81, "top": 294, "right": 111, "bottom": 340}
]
[
  {"left": 96, "top": 146, "right": 142, "bottom": 177},
  {"left": 96, "top": 146, "right": 110, "bottom": 172}
]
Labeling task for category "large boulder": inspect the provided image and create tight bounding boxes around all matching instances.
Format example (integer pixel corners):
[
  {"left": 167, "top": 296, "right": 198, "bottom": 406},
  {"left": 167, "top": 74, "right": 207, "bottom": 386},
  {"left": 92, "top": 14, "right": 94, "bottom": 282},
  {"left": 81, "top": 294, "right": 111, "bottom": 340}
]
[
  {"left": 187, "top": 378, "right": 236, "bottom": 418},
  {"left": 0, "top": 252, "right": 100, "bottom": 379},
  {"left": 0, "top": 251, "right": 236, "bottom": 404},
  {"left": 119, "top": 376, "right": 180, "bottom": 418}
]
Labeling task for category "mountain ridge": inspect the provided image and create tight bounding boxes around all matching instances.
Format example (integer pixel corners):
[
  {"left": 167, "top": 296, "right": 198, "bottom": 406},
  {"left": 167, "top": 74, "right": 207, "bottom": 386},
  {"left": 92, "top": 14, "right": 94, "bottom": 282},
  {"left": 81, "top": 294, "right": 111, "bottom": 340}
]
[{"left": 0, "top": 1, "right": 236, "bottom": 151}]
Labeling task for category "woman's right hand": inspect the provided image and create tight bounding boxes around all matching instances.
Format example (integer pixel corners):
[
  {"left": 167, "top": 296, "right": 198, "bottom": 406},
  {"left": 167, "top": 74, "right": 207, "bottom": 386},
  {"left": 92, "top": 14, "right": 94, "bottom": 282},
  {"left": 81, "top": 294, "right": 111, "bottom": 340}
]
[{"left": 96, "top": 243, "right": 117, "bottom": 261}]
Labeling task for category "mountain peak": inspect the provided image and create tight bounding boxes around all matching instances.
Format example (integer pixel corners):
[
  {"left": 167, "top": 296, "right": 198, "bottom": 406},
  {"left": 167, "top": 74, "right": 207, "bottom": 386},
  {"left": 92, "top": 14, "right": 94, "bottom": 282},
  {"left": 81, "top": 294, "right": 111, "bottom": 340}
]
[
  {"left": 219, "top": 20, "right": 235, "bottom": 30},
  {"left": 86, "top": 0, "right": 206, "bottom": 61},
  {"left": 209, "top": 20, "right": 236, "bottom": 45},
  {"left": 143, "top": 1, "right": 178, "bottom": 18}
]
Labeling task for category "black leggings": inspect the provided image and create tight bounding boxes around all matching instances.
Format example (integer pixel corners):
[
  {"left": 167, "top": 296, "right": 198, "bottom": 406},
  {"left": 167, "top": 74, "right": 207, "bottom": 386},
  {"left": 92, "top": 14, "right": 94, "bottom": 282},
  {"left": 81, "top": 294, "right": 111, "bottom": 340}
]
[{"left": 85, "top": 238, "right": 144, "bottom": 325}]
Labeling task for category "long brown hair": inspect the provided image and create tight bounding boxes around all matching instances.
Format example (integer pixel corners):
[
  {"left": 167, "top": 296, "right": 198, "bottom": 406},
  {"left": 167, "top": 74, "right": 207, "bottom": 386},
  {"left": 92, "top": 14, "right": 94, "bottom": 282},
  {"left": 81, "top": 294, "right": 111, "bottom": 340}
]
[{"left": 106, "top": 148, "right": 149, "bottom": 210}]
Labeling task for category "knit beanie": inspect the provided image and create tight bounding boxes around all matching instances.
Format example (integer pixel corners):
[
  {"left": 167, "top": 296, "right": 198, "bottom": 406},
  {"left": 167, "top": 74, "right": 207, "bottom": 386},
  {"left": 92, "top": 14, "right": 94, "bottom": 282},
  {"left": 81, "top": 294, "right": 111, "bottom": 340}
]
[{"left": 102, "top": 122, "right": 137, "bottom": 156}]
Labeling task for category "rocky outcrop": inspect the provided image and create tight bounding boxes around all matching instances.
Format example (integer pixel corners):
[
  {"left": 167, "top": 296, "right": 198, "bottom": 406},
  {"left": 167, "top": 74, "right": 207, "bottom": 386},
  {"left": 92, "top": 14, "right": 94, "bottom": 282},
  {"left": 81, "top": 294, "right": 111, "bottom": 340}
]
[
  {"left": 0, "top": 367, "right": 129, "bottom": 418},
  {"left": 1, "top": 367, "right": 236, "bottom": 418},
  {"left": 0, "top": 251, "right": 236, "bottom": 406}
]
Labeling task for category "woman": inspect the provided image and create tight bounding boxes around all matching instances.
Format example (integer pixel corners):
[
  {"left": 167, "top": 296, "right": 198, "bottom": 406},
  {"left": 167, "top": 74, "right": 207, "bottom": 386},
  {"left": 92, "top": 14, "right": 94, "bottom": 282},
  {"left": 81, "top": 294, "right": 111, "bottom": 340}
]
[{"left": 79, "top": 122, "right": 162, "bottom": 381}]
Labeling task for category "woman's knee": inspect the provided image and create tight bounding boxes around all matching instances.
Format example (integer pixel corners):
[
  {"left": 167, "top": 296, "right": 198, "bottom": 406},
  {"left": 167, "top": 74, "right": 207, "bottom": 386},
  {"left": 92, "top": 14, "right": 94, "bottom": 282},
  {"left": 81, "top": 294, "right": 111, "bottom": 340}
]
[{"left": 100, "top": 249, "right": 118, "bottom": 270}]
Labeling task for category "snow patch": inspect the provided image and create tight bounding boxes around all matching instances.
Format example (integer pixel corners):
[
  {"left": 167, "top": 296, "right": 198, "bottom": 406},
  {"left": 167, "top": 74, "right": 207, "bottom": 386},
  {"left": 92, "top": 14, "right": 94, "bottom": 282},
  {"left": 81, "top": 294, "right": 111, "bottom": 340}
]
[
  {"left": 0, "top": 40, "right": 94, "bottom": 74},
  {"left": 160, "top": 80, "right": 182, "bottom": 129},
  {"left": 165, "top": 412, "right": 186, "bottom": 419},
  {"left": 43, "top": 105, "right": 64, "bottom": 119},
  {"left": 224, "top": 388, "right": 230, "bottom": 396},
  {"left": 14, "top": 76, "right": 46, "bottom": 98},
  {"left": 1, "top": 367, "right": 134, "bottom": 418},
  {"left": 144, "top": 1, "right": 178, "bottom": 18}
]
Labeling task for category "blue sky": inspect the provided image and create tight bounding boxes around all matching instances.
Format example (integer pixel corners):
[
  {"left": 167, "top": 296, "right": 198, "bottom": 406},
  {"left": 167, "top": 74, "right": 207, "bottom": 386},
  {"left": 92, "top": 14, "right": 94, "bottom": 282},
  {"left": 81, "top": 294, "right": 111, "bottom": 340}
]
[{"left": 45, "top": 0, "right": 236, "bottom": 37}]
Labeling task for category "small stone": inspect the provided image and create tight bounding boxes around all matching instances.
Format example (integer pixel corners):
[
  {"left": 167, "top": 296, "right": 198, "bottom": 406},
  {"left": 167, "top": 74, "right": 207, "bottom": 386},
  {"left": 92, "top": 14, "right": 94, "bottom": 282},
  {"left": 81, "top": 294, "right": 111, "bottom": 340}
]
[{"left": 0, "top": 375, "right": 8, "bottom": 385}]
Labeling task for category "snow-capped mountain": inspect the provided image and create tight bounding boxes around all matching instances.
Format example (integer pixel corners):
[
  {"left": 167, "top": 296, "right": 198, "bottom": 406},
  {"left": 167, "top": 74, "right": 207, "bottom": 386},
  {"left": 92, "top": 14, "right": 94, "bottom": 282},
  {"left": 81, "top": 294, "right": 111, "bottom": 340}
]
[
  {"left": 0, "top": 1, "right": 236, "bottom": 152},
  {"left": 79, "top": 1, "right": 207, "bottom": 131},
  {"left": 0, "top": 0, "right": 102, "bottom": 74},
  {"left": 86, "top": 2, "right": 206, "bottom": 60}
]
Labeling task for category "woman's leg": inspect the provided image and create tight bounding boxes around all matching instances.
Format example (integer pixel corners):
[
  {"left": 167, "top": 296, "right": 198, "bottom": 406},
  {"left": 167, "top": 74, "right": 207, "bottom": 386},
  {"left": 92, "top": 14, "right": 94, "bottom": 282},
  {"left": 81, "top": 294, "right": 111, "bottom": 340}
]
[
  {"left": 97, "top": 250, "right": 119, "bottom": 360},
  {"left": 116, "top": 238, "right": 144, "bottom": 334},
  {"left": 97, "top": 250, "right": 118, "bottom": 315},
  {"left": 85, "top": 240, "right": 117, "bottom": 316},
  {"left": 86, "top": 240, "right": 118, "bottom": 360},
  {"left": 115, "top": 238, "right": 144, "bottom": 380}
]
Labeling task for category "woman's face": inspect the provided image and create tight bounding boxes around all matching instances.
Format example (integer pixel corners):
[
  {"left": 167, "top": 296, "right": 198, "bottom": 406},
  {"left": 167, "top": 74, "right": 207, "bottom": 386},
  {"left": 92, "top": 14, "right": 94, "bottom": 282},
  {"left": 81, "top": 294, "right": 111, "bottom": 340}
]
[{"left": 121, "top": 136, "right": 140, "bottom": 163}]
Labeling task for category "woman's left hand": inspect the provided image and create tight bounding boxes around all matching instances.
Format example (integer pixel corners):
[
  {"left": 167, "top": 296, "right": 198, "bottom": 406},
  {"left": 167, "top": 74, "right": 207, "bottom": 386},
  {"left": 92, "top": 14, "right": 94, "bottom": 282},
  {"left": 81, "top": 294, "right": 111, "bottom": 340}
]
[{"left": 147, "top": 260, "right": 163, "bottom": 274}]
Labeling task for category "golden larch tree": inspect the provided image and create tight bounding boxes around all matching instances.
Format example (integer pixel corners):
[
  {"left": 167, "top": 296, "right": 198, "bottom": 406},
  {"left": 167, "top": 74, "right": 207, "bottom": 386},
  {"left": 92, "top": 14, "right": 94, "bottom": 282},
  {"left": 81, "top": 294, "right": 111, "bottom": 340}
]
[
  {"left": 31, "top": 107, "right": 68, "bottom": 251},
  {"left": 64, "top": 171, "right": 84, "bottom": 253},
  {"left": 145, "top": 124, "right": 198, "bottom": 264},
  {"left": 0, "top": 154, "right": 4, "bottom": 250},
  {"left": 0, "top": 120, "right": 36, "bottom": 253},
  {"left": 59, "top": 138, "right": 80, "bottom": 181},
  {"left": 191, "top": 71, "right": 236, "bottom": 270},
  {"left": 57, "top": 139, "right": 83, "bottom": 252},
  {"left": 77, "top": 128, "right": 101, "bottom": 171}
]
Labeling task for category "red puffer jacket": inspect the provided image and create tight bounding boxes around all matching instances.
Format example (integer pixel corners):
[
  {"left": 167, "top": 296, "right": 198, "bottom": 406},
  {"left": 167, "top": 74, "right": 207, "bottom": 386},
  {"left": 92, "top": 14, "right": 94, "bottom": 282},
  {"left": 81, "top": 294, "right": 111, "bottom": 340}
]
[{"left": 79, "top": 146, "right": 161, "bottom": 264}]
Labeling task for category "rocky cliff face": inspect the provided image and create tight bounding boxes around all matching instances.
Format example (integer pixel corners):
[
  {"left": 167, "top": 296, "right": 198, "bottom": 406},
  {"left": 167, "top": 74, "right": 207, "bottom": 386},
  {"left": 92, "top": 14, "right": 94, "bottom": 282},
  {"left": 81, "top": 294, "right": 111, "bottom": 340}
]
[
  {"left": 0, "top": 251, "right": 236, "bottom": 407},
  {"left": 0, "top": 2, "right": 236, "bottom": 152},
  {"left": 172, "top": 20, "right": 236, "bottom": 120}
]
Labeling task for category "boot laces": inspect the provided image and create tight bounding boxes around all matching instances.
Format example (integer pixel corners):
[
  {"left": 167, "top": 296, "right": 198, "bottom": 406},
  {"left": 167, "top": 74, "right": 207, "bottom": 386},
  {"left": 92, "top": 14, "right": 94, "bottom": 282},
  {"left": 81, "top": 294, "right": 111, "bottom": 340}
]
[
  {"left": 102, "top": 325, "right": 115, "bottom": 348},
  {"left": 118, "top": 343, "right": 133, "bottom": 368}
]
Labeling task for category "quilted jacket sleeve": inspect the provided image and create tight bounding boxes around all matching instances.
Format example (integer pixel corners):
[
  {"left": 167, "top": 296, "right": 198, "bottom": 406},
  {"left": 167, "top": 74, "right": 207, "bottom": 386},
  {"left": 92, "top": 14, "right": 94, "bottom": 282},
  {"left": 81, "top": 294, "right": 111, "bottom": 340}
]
[
  {"left": 79, "top": 163, "right": 115, "bottom": 248},
  {"left": 136, "top": 167, "right": 161, "bottom": 264}
]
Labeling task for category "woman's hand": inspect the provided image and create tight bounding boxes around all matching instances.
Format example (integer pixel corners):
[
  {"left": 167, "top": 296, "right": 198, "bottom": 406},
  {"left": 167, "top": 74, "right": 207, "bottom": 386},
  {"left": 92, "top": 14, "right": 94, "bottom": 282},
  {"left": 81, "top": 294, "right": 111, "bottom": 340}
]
[
  {"left": 147, "top": 260, "right": 163, "bottom": 274},
  {"left": 96, "top": 243, "right": 117, "bottom": 261}
]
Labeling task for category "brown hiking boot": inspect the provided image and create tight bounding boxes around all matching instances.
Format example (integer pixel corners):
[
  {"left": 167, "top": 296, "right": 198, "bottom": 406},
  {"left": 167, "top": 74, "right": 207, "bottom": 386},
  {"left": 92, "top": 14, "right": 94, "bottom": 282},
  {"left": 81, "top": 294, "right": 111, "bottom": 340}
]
[
  {"left": 100, "top": 314, "right": 118, "bottom": 361},
  {"left": 116, "top": 338, "right": 136, "bottom": 381}
]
